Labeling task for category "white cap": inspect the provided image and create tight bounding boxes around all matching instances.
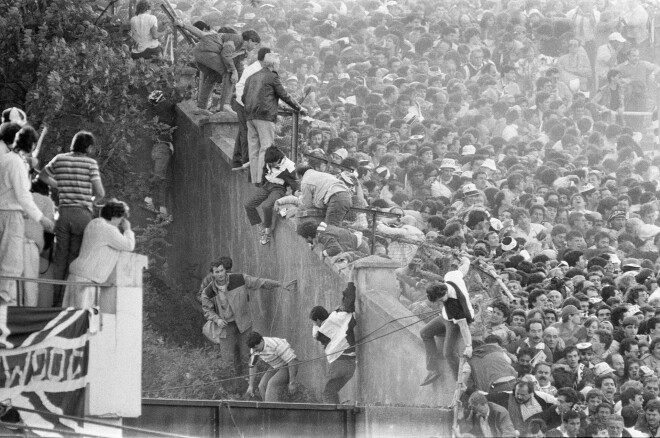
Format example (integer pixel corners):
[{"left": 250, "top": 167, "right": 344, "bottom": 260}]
[
  {"left": 462, "top": 145, "right": 476, "bottom": 156},
  {"left": 480, "top": 158, "right": 497, "bottom": 171},
  {"left": 609, "top": 32, "right": 626, "bottom": 43}
]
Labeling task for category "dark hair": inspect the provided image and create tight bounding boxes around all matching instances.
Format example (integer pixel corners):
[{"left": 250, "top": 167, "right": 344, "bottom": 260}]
[
  {"left": 426, "top": 282, "right": 448, "bottom": 302},
  {"left": 0, "top": 122, "right": 21, "bottom": 145},
  {"left": 264, "top": 146, "right": 285, "bottom": 164},
  {"left": 257, "top": 47, "right": 272, "bottom": 61},
  {"left": 100, "top": 199, "right": 129, "bottom": 220},
  {"left": 298, "top": 221, "right": 318, "bottom": 239},
  {"left": 12, "top": 126, "right": 38, "bottom": 153},
  {"left": 242, "top": 30, "right": 261, "bottom": 44},
  {"left": 246, "top": 331, "right": 263, "bottom": 348},
  {"left": 211, "top": 257, "right": 233, "bottom": 271},
  {"left": 557, "top": 387, "right": 579, "bottom": 405},
  {"left": 70, "top": 131, "right": 95, "bottom": 153},
  {"left": 309, "top": 305, "right": 329, "bottom": 322},
  {"left": 492, "top": 301, "right": 511, "bottom": 320},
  {"left": 135, "top": 0, "right": 151, "bottom": 15},
  {"left": 192, "top": 21, "right": 210, "bottom": 31}
]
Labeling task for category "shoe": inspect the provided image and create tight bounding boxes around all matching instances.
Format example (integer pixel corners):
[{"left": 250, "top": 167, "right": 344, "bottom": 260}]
[
  {"left": 257, "top": 224, "right": 265, "bottom": 236},
  {"left": 420, "top": 371, "right": 441, "bottom": 386},
  {"left": 218, "top": 107, "right": 237, "bottom": 116},
  {"left": 193, "top": 108, "right": 213, "bottom": 116},
  {"left": 159, "top": 206, "right": 168, "bottom": 216},
  {"left": 260, "top": 228, "right": 271, "bottom": 245},
  {"left": 144, "top": 197, "right": 155, "bottom": 210}
]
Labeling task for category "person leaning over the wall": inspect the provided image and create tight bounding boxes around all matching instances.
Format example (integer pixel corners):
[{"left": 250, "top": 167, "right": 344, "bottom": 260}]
[
  {"left": 193, "top": 29, "right": 260, "bottom": 115},
  {"left": 199, "top": 257, "right": 293, "bottom": 375}
]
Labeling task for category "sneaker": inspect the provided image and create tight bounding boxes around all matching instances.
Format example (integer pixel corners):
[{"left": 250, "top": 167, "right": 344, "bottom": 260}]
[
  {"left": 260, "top": 228, "right": 271, "bottom": 245},
  {"left": 219, "top": 107, "right": 237, "bottom": 116},
  {"left": 256, "top": 224, "right": 265, "bottom": 236},
  {"left": 193, "top": 108, "right": 213, "bottom": 116},
  {"left": 144, "top": 197, "right": 155, "bottom": 210},
  {"left": 159, "top": 206, "right": 168, "bottom": 216}
]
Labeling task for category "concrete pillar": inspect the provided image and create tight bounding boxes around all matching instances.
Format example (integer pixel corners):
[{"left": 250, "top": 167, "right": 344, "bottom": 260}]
[
  {"left": 86, "top": 252, "right": 147, "bottom": 417},
  {"left": 352, "top": 255, "right": 401, "bottom": 299}
]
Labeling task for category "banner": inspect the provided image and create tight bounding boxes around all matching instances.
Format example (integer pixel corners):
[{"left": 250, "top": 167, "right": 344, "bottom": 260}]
[{"left": 0, "top": 307, "right": 91, "bottom": 436}]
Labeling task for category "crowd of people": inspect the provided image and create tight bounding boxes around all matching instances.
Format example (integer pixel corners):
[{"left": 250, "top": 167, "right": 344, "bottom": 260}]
[
  {"left": 0, "top": 107, "right": 137, "bottom": 309},
  {"left": 8, "top": 0, "right": 660, "bottom": 435},
  {"left": 174, "top": 0, "right": 660, "bottom": 434}
]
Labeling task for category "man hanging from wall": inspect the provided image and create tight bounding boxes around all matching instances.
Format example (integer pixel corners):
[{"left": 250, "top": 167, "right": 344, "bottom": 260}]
[{"left": 309, "top": 282, "right": 357, "bottom": 404}]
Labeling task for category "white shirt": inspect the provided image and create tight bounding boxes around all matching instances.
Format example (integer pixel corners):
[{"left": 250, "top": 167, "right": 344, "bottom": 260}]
[
  {"left": 236, "top": 60, "right": 263, "bottom": 106},
  {"left": 130, "top": 14, "right": 159, "bottom": 53}
]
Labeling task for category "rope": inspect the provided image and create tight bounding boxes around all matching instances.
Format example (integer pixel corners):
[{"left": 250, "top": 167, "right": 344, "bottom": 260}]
[{"left": 144, "top": 308, "right": 439, "bottom": 395}]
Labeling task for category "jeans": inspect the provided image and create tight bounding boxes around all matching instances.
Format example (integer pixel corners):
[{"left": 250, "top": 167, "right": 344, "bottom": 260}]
[
  {"left": 231, "top": 98, "right": 249, "bottom": 167},
  {"left": 52, "top": 206, "right": 92, "bottom": 307},
  {"left": 0, "top": 210, "right": 25, "bottom": 302},
  {"left": 444, "top": 319, "right": 464, "bottom": 377},
  {"left": 196, "top": 63, "right": 232, "bottom": 111},
  {"left": 325, "top": 191, "right": 352, "bottom": 226},
  {"left": 244, "top": 183, "right": 286, "bottom": 228},
  {"left": 259, "top": 366, "right": 289, "bottom": 402},
  {"left": 219, "top": 321, "right": 251, "bottom": 375},
  {"left": 246, "top": 119, "right": 276, "bottom": 183},
  {"left": 420, "top": 315, "right": 446, "bottom": 373},
  {"left": 323, "top": 357, "right": 356, "bottom": 404}
]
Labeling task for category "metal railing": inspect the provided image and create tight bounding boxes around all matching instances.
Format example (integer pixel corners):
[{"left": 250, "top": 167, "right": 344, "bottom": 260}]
[{"left": 0, "top": 275, "right": 111, "bottom": 307}]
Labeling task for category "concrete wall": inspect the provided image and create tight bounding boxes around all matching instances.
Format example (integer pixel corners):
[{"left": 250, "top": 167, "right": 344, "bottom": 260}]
[
  {"left": 87, "top": 252, "right": 147, "bottom": 417},
  {"left": 170, "top": 101, "right": 454, "bottom": 425}
]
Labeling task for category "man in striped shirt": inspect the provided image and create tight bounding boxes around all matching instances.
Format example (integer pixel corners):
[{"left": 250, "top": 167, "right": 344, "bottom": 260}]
[
  {"left": 246, "top": 331, "right": 299, "bottom": 402},
  {"left": 39, "top": 131, "right": 105, "bottom": 307}
]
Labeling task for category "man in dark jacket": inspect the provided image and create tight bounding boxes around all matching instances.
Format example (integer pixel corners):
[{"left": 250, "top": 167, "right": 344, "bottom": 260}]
[{"left": 243, "top": 52, "right": 302, "bottom": 185}]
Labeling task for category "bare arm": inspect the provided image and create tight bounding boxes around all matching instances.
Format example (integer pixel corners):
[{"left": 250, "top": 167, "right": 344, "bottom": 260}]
[
  {"left": 92, "top": 179, "right": 105, "bottom": 199},
  {"left": 38, "top": 171, "right": 57, "bottom": 188}
]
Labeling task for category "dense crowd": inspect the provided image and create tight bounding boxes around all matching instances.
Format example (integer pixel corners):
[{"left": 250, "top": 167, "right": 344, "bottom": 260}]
[
  {"left": 6, "top": 0, "right": 660, "bottom": 435},
  {"left": 175, "top": 0, "right": 660, "bottom": 434}
]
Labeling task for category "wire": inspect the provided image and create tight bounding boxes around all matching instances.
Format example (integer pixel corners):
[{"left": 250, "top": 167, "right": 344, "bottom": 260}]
[
  {"left": 12, "top": 406, "right": 190, "bottom": 438},
  {"left": 356, "top": 308, "right": 441, "bottom": 342},
  {"left": 145, "top": 310, "right": 435, "bottom": 395}
]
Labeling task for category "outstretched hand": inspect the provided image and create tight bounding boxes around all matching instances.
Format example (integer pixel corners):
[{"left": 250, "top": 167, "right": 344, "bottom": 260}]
[{"left": 282, "top": 280, "right": 297, "bottom": 291}]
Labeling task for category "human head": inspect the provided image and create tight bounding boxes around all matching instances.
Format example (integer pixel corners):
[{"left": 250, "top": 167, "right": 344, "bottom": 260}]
[
  {"left": 99, "top": 199, "right": 129, "bottom": 221},
  {"left": 309, "top": 305, "right": 329, "bottom": 323},
  {"left": 135, "top": 0, "right": 151, "bottom": 15},
  {"left": 257, "top": 47, "right": 272, "bottom": 61},
  {"left": 242, "top": 30, "right": 261, "bottom": 51},
  {"left": 246, "top": 331, "right": 264, "bottom": 350},
  {"left": 11, "top": 125, "right": 38, "bottom": 154},
  {"left": 514, "top": 380, "right": 535, "bottom": 404},
  {"left": 263, "top": 52, "right": 280, "bottom": 70},
  {"left": 210, "top": 257, "right": 233, "bottom": 272},
  {"left": 70, "top": 131, "right": 95, "bottom": 153}
]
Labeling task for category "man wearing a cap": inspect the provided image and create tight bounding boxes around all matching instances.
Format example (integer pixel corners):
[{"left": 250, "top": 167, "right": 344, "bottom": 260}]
[{"left": 595, "top": 32, "right": 626, "bottom": 83}]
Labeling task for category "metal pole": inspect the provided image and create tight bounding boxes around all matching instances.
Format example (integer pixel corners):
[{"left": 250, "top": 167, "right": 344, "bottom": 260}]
[
  {"left": 292, "top": 111, "right": 299, "bottom": 164},
  {"left": 369, "top": 212, "right": 377, "bottom": 255},
  {"left": 173, "top": 26, "right": 178, "bottom": 64}
]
